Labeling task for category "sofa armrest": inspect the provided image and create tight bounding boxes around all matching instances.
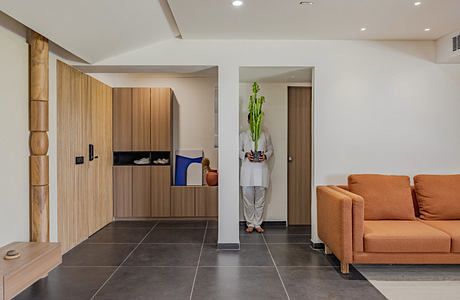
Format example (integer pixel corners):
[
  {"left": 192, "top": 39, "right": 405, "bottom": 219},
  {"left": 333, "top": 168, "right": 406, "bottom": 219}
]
[
  {"left": 329, "top": 186, "right": 364, "bottom": 252},
  {"left": 316, "top": 186, "right": 353, "bottom": 264}
]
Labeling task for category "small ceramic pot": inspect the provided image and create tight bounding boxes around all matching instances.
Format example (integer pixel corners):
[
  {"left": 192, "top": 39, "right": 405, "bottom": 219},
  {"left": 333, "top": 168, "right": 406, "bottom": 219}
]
[
  {"left": 206, "top": 169, "right": 218, "bottom": 186},
  {"left": 251, "top": 150, "right": 263, "bottom": 162}
]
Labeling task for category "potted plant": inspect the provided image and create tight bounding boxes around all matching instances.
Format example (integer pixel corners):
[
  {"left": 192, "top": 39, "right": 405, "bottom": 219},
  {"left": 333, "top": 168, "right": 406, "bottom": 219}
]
[{"left": 248, "top": 82, "right": 265, "bottom": 162}]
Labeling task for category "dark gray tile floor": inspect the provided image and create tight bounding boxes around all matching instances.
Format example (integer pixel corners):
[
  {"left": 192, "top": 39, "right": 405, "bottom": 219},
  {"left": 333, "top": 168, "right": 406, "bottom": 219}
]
[{"left": 15, "top": 221, "right": 385, "bottom": 300}]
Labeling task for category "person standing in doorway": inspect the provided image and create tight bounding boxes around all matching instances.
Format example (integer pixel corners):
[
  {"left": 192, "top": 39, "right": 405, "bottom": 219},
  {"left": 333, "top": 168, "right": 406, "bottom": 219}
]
[{"left": 240, "top": 113, "right": 274, "bottom": 233}]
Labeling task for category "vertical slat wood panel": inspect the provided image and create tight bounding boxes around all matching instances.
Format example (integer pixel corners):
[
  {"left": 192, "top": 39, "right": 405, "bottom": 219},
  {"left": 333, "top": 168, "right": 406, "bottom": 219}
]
[
  {"left": 113, "top": 167, "right": 132, "bottom": 217},
  {"left": 171, "top": 186, "right": 195, "bottom": 217},
  {"left": 113, "top": 88, "right": 132, "bottom": 151},
  {"left": 151, "top": 166, "right": 171, "bottom": 217},
  {"left": 195, "top": 186, "right": 218, "bottom": 217},
  {"left": 150, "top": 88, "right": 171, "bottom": 151},
  {"left": 133, "top": 167, "right": 151, "bottom": 217},
  {"left": 288, "top": 87, "right": 312, "bottom": 225},
  {"left": 132, "top": 88, "right": 151, "bottom": 151}
]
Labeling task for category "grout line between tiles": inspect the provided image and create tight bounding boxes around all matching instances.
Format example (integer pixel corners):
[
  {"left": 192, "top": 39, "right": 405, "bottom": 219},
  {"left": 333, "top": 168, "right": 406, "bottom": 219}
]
[
  {"left": 189, "top": 220, "right": 208, "bottom": 300},
  {"left": 262, "top": 233, "right": 291, "bottom": 300},
  {"left": 89, "top": 220, "right": 160, "bottom": 300}
]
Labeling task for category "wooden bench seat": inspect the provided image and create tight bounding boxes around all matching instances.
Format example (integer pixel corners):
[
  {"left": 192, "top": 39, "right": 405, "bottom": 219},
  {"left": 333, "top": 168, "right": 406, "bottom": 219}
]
[{"left": 0, "top": 242, "right": 61, "bottom": 300}]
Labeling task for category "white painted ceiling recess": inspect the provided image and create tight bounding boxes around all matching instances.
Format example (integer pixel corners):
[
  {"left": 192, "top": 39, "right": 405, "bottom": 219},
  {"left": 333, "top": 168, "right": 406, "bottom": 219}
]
[
  {"left": 167, "top": 0, "right": 460, "bottom": 40},
  {"left": 0, "top": 0, "right": 174, "bottom": 63}
]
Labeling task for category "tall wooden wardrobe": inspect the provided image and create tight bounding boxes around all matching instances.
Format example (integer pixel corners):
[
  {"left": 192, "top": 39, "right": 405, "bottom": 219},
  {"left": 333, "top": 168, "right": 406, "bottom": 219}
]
[
  {"left": 113, "top": 88, "right": 172, "bottom": 218},
  {"left": 57, "top": 61, "right": 113, "bottom": 253}
]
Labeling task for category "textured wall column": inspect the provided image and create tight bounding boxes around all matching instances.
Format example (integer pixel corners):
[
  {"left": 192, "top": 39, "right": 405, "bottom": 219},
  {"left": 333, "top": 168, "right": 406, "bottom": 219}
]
[{"left": 29, "top": 30, "right": 49, "bottom": 242}]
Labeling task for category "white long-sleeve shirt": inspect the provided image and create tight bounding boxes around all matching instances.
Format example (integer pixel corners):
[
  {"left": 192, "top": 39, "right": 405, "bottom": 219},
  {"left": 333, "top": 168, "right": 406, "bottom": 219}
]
[{"left": 239, "top": 129, "right": 274, "bottom": 188}]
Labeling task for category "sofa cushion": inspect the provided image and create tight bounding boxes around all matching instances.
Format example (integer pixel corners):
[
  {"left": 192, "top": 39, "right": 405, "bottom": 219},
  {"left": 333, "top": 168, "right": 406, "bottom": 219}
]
[
  {"left": 348, "top": 174, "right": 415, "bottom": 220},
  {"left": 421, "top": 220, "right": 460, "bottom": 252},
  {"left": 363, "top": 220, "right": 451, "bottom": 253},
  {"left": 414, "top": 175, "right": 460, "bottom": 220}
]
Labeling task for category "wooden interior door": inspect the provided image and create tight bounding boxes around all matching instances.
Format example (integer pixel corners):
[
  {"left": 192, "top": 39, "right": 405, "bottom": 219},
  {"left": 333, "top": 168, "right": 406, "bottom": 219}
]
[{"left": 288, "top": 87, "right": 312, "bottom": 225}]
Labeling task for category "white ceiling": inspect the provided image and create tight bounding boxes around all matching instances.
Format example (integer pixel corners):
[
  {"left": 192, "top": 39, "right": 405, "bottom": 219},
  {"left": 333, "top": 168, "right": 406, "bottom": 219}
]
[
  {"left": 0, "top": 0, "right": 174, "bottom": 63},
  {"left": 168, "top": 0, "right": 460, "bottom": 40},
  {"left": 240, "top": 67, "right": 312, "bottom": 83},
  {"left": 1, "top": 0, "right": 459, "bottom": 63}
]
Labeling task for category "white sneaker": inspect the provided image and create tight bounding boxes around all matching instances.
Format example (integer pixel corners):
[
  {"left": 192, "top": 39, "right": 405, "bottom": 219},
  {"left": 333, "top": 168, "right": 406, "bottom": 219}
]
[{"left": 134, "top": 157, "right": 150, "bottom": 165}]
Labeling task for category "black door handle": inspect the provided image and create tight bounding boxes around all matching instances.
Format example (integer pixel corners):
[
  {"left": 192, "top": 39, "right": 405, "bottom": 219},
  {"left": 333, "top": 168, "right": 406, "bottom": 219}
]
[{"left": 89, "top": 144, "right": 98, "bottom": 161}]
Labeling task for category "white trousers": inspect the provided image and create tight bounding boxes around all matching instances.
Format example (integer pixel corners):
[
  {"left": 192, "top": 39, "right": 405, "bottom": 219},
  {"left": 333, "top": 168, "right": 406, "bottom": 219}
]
[{"left": 242, "top": 186, "right": 266, "bottom": 228}]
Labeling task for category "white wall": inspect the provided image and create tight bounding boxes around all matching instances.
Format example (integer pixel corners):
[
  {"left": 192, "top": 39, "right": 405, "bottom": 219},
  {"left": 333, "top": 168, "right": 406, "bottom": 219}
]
[
  {"left": 0, "top": 20, "right": 29, "bottom": 247},
  {"left": 96, "top": 39, "right": 460, "bottom": 244},
  {"left": 88, "top": 74, "right": 219, "bottom": 176},
  {"left": 238, "top": 83, "right": 289, "bottom": 222},
  {"left": 436, "top": 29, "right": 460, "bottom": 64}
]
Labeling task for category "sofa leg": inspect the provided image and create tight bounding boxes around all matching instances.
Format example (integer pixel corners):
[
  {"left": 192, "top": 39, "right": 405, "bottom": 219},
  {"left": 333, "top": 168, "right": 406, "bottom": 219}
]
[
  {"left": 324, "top": 245, "right": 332, "bottom": 255},
  {"left": 340, "top": 262, "right": 350, "bottom": 274}
]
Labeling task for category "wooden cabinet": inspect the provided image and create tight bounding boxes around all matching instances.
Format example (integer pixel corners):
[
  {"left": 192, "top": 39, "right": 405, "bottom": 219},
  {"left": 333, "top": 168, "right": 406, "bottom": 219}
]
[
  {"left": 151, "top": 88, "right": 172, "bottom": 151},
  {"left": 171, "top": 186, "right": 218, "bottom": 217},
  {"left": 113, "top": 88, "right": 132, "bottom": 151},
  {"left": 113, "top": 166, "right": 132, "bottom": 218},
  {"left": 132, "top": 88, "right": 151, "bottom": 151},
  {"left": 151, "top": 166, "right": 171, "bottom": 217},
  {"left": 195, "top": 186, "right": 218, "bottom": 217},
  {"left": 171, "top": 186, "right": 195, "bottom": 217},
  {"left": 133, "top": 167, "right": 151, "bottom": 217}
]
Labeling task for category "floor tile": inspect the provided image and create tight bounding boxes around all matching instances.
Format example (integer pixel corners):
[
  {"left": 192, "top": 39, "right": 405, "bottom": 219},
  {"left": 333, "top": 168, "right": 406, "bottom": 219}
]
[
  {"left": 204, "top": 229, "right": 217, "bottom": 244},
  {"left": 192, "top": 267, "right": 287, "bottom": 300},
  {"left": 239, "top": 232, "right": 265, "bottom": 243},
  {"left": 278, "top": 266, "right": 386, "bottom": 300},
  {"left": 157, "top": 220, "right": 207, "bottom": 228},
  {"left": 86, "top": 227, "right": 151, "bottom": 244},
  {"left": 207, "top": 220, "right": 218, "bottom": 229},
  {"left": 269, "top": 244, "right": 339, "bottom": 267},
  {"left": 106, "top": 220, "right": 158, "bottom": 229},
  {"left": 263, "top": 225, "right": 311, "bottom": 235},
  {"left": 123, "top": 243, "right": 202, "bottom": 266},
  {"left": 94, "top": 266, "right": 196, "bottom": 300},
  {"left": 14, "top": 266, "right": 115, "bottom": 300},
  {"left": 143, "top": 228, "right": 205, "bottom": 243},
  {"left": 264, "top": 234, "right": 311, "bottom": 244},
  {"left": 199, "top": 244, "right": 273, "bottom": 266},
  {"left": 63, "top": 243, "right": 136, "bottom": 266}
]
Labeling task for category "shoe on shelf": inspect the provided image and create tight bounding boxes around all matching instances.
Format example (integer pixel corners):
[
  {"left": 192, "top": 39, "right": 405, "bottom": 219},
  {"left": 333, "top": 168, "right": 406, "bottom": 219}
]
[{"left": 134, "top": 157, "right": 150, "bottom": 165}]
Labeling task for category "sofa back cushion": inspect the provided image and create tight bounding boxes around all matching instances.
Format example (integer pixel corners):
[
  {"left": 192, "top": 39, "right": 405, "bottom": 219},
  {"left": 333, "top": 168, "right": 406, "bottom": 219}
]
[
  {"left": 348, "top": 174, "right": 415, "bottom": 220},
  {"left": 414, "top": 175, "right": 460, "bottom": 220}
]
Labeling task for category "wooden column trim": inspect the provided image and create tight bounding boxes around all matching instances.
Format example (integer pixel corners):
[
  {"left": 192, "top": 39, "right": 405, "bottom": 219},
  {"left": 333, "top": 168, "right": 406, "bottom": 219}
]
[{"left": 29, "top": 30, "right": 49, "bottom": 242}]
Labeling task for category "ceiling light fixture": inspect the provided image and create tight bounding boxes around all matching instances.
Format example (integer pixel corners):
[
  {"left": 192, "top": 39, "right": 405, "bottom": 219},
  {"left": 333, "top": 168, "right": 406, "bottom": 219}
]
[
  {"left": 360, "top": 27, "right": 367, "bottom": 31},
  {"left": 299, "top": 1, "right": 314, "bottom": 5},
  {"left": 232, "top": 0, "right": 243, "bottom": 6},
  {"left": 414, "top": 2, "right": 421, "bottom": 6},
  {"left": 424, "top": 28, "right": 431, "bottom": 32}
]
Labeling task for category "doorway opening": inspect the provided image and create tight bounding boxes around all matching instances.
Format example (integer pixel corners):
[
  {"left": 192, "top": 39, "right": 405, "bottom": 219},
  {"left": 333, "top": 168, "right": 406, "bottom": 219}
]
[{"left": 239, "top": 67, "right": 313, "bottom": 227}]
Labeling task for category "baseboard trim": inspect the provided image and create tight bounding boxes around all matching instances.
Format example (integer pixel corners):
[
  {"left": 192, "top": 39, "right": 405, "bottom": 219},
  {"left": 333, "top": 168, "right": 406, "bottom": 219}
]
[
  {"left": 311, "top": 242, "right": 325, "bottom": 249},
  {"left": 239, "top": 221, "right": 287, "bottom": 227},
  {"left": 218, "top": 243, "right": 240, "bottom": 250}
]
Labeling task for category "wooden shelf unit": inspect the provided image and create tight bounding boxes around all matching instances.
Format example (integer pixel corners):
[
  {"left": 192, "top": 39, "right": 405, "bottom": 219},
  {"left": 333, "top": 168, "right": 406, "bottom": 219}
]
[{"left": 171, "top": 186, "right": 218, "bottom": 217}]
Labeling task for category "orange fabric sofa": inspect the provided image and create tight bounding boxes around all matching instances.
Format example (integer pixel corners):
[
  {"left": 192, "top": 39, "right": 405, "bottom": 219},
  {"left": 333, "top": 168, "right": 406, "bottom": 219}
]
[{"left": 317, "top": 174, "right": 460, "bottom": 274}]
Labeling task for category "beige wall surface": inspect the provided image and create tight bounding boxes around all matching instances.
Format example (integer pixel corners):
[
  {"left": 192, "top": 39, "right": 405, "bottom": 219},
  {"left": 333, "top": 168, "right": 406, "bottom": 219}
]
[{"left": 0, "top": 24, "right": 29, "bottom": 247}]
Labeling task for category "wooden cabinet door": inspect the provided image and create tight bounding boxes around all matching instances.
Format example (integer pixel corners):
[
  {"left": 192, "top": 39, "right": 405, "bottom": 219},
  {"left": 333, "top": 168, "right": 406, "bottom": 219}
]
[
  {"left": 171, "top": 186, "right": 195, "bottom": 217},
  {"left": 113, "top": 88, "right": 132, "bottom": 151},
  {"left": 195, "top": 186, "right": 218, "bottom": 217},
  {"left": 151, "top": 88, "right": 171, "bottom": 151},
  {"left": 151, "top": 166, "right": 171, "bottom": 217},
  {"left": 113, "top": 166, "right": 132, "bottom": 217},
  {"left": 133, "top": 167, "right": 151, "bottom": 217},
  {"left": 132, "top": 88, "right": 151, "bottom": 150}
]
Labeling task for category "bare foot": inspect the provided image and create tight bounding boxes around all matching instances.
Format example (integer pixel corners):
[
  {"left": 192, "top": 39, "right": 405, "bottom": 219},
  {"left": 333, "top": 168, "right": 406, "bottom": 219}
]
[
  {"left": 246, "top": 226, "right": 254, "bottom": 233},
  {"left": 255, "top": 227, "right": 264, "bottom": 233}
]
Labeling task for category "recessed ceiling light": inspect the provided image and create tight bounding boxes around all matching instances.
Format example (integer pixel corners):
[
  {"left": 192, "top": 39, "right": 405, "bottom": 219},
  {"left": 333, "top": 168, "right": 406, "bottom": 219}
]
[
  {"left": 360, "top": 27, "right": 367, "bottom": 31},
  {"left": 414, "top": 2, "right": 422, "bottom": 6},
  {"left": 232, "top": 0, "right": 243, "bottom": 6},
  {"left": 299, "top": 1, "right": 314, "bottom": 5},
  {"left": 424, "top": 28, "right": 431, "bottom": 32}
]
